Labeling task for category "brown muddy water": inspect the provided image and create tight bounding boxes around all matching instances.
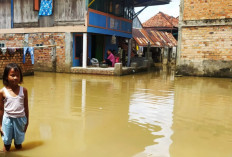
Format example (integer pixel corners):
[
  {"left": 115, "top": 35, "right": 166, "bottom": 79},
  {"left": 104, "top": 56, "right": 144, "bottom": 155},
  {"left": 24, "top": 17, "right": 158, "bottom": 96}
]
[{"left": 0, "top": 68, "right": 232, "bottom": 157}]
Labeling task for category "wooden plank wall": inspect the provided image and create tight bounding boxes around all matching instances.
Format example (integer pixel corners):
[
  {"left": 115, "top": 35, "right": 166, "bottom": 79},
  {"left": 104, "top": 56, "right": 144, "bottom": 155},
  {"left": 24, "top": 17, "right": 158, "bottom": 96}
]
[
  {"left": 54, "top": 0, "right": 86, "bottom": 26},
  {"left": 0, "top": 0, "right": 11, "bottom": 29},
  {"left": 14, "top": 0, "right": 39, "bottom": 27},
  {"left": 0, "top": 0, "right": 86, "bottom": 29}
]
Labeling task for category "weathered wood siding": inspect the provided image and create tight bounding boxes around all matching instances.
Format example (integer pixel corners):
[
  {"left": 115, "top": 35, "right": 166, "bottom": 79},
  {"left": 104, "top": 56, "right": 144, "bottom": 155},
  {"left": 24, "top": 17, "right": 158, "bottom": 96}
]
[
  {"left": 14, "top": 0, "right": 39, "bottom": 28},
  {"left": 0, "top": 0, "right": 11, "bottom": 29},
  {"left": 0, "top": 0, "right": 86, "bottom": 28},
  {"left": 54, "top": 0, "right": 86, "bottom": 26}
]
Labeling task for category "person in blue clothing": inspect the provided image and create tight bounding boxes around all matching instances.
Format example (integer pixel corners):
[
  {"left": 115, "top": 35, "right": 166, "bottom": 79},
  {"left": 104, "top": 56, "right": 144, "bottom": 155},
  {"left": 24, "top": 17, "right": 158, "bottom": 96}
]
[{"left": 0, "top": 63, "right": 29, "bottom": 151}]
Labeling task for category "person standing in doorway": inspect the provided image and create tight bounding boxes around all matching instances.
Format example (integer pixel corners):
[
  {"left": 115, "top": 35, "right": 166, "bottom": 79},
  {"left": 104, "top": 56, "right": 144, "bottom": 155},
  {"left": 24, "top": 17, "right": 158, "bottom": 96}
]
[{"left": 0, "top": 63, "right": 29, "bottom": 152}]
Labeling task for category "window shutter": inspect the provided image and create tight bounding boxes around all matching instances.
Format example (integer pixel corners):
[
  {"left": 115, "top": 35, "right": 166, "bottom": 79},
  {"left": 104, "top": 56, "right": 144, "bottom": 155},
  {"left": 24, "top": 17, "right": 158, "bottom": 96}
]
[{"left": 34, "top": 0, "right": 40, "bottom": 11}]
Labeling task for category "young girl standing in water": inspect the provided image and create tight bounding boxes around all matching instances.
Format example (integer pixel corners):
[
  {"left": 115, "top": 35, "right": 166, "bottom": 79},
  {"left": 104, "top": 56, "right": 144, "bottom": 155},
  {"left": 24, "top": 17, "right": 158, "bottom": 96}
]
[{"left": 0, "top": 63, "right": 29, "bottom": 151}]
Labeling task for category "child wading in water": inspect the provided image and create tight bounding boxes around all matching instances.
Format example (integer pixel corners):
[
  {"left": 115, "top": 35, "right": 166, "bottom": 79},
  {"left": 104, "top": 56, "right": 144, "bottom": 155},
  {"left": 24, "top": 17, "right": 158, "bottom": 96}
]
[{"left": 0, "top": 63, "right": 29, "bottom": 151}]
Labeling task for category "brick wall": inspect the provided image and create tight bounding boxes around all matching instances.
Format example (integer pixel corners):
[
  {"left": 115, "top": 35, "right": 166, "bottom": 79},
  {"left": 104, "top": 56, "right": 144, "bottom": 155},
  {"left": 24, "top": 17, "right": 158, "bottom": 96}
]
[
  {"left": 181, "top": 26, "right": 232, "bottom": 61},
  {"left": 0, "top": 33, "right": 67, "bottom": 73},
  {"left": 53, "top": 33, "right": 66, "bottom": 72},
  {"left": 177, "top": 0, "right": 232, "bottom": 77},
  {"left": 29, "top": 33, "right": 66, "bottom": 72},
  {"left": 183, "top": 0, "right": 232, "bottom": 20},
  {"left": 0, "top": 49, "right": 33, "bottom": 78},
  {"left": 34, "top": 47, "right": 55, "bottom": 72}
]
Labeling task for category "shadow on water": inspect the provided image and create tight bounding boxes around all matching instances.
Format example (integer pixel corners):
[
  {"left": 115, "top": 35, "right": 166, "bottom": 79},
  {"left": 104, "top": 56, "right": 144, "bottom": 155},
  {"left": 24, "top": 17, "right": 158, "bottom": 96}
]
[
  {"left": 9, "top": 141, "right": 44, "bottom": 152},
  {"left": 21, "top": 141, "right": 44, "bottom": 150},
  {"left": 0, "top": 141, "right": 44, "bottom": 157},
  {"left": 0, "top": 153, "right": 27, "bottom": 157},
  {"left": 0, "top": 152, "right": 30, "bottom": 157}
]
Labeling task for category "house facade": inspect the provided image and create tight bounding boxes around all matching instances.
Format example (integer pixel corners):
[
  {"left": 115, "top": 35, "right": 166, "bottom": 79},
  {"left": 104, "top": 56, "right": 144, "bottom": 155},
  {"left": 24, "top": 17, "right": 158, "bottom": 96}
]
[
  {"left": 132, "top": 28, "right": 177, "bottom": 65},
  {"left": 177, "top": 0, "right": 232, "bottom": 77},
  {"left": 0, "top": 0, "right": 170, "bottom": 73},
  {"left": 132, "top": 12, "right": 178, "bottom": 65}
]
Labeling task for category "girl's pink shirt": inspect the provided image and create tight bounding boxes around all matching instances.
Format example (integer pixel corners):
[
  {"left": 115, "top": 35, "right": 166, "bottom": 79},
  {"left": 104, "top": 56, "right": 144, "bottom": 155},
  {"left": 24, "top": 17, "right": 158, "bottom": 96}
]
[{"left": 107, "top": 53, "right": 115, "bottom": 67}]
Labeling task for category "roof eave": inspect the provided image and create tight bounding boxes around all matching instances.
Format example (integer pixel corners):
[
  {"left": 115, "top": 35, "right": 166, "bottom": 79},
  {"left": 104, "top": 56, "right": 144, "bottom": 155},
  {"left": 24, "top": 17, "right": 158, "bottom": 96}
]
[{"left": 134, "top": 0, "right": 171, "bottom": 7}]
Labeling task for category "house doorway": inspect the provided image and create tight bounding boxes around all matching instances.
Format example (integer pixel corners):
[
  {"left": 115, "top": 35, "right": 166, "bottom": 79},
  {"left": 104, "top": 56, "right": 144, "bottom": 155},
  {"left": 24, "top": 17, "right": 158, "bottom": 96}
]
[
  {"left": 73, "top": 35, "right": 83, "bottom": 67},
  {"left": 91, "top": 35, "right": 105, "bottom": 62}
]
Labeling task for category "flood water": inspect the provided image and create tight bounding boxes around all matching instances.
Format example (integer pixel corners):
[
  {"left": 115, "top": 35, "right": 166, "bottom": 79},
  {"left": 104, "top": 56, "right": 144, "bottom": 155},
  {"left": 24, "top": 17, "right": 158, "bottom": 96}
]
[{"left": 1, "top": 67, "right": 232, "bottom": 157}]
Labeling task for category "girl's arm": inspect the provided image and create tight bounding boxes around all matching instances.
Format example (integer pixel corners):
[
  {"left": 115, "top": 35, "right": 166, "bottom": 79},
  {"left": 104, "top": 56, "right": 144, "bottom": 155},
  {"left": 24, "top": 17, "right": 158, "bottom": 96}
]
[
  {"left": 23, "top": 88, "right": 29, "bottom": 132},
  {"left": 0, "top": 90, "right": 4, "bottom": 135}
]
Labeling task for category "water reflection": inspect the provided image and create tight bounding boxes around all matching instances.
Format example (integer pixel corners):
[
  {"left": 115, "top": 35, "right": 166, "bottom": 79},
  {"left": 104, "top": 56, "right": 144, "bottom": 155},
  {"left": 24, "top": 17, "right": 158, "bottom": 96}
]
[
  {"left": 0, "top": 67, "right": 231, "bottom": 157},
  {"left": 170, "top": 77, "right": 232, "bottom": 157},
  {"left": 129, "top": 68, "right": 175, "bottom": 157}
]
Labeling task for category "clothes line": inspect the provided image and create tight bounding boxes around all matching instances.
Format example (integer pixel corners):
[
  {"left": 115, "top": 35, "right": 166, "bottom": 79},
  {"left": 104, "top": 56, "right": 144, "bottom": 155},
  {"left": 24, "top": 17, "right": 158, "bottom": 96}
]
[
  {"left": 0, "top": 45, "right": 56, "bottom": 65},
  {"left": 0, "top": 45, "right": 56, "bottom": 53},
  {"left": 0, "top": 45, "right": 56, "bottom": 49},
  {"left": 35, "top": 45, "right": 56, "bottom": 48}
]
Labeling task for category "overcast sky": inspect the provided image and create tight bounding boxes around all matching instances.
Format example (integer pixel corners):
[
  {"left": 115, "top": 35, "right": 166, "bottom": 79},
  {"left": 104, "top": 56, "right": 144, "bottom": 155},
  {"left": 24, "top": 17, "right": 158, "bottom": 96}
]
[{"left": 135, "top": 0, "right": 180, "bottom": 23}]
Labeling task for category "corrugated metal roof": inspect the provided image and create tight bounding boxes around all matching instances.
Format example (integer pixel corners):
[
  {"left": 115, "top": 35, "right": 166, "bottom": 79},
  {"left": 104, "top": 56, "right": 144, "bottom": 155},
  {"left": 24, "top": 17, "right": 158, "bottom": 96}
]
[
  {"left": 164, "top": 32, "right": 177, "bottom": 46},
  {"left": 133, "top": 28, "right": 177, "bottom": 47},
  {"left": 146, "top": 28, "right": 177, "bottom": 46},
  {"left": 132, "top": 29, "right": 153, "bottom": 46}
]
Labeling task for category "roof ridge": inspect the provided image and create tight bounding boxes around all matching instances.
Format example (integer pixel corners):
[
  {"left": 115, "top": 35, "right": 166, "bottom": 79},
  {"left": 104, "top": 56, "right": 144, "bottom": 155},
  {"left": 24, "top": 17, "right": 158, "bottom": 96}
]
[
  {"left": 159, "top": 12, "right": 174, "bottom": 27},
  {"left": 142, "top": 12, "right": 177, "bottom": 27}
]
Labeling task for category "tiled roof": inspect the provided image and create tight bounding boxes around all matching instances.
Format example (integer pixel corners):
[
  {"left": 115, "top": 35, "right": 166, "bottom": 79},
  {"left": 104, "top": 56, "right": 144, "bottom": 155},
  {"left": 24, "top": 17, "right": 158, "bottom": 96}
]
[
  {"left": 142, "top": 12, "right": 179, "bottom": 28},
  {"left": 133, "top": 28, "right": 177, "bottom": 47}
]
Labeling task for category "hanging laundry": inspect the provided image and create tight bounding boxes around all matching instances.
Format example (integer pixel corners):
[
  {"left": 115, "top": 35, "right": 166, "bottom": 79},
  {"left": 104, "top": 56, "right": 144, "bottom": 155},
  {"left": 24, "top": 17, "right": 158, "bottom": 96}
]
[
  {"left": 8, "top": 48, "right": 16, "bottom": 55},
  {"left": 1, "top": 48, "right": 7, "bottom": 55},
  {"left": 23, "top": 47, "right": 34, "bottom": 64},
  {"left": 16, "top": 48, "right": 22, "bottom": 53},
  {"left": 28, "top": 47, "right": 34, "bottom": 65},
  {"left": 39, "top": 0, "right": 53, "bottom": 16}
]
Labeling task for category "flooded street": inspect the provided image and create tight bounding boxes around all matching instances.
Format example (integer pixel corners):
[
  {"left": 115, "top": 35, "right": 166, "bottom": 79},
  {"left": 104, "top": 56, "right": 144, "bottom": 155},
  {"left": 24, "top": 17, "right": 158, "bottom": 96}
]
[{"left": 1, "top": 68, "right": 232, "bottom": 157}]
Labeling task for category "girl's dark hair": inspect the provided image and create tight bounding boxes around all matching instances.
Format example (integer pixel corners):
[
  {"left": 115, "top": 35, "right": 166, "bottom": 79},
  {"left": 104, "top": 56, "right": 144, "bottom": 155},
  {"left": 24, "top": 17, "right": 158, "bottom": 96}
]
[{"left": 3, "top": 63, "right": 23, "bottom": 86}]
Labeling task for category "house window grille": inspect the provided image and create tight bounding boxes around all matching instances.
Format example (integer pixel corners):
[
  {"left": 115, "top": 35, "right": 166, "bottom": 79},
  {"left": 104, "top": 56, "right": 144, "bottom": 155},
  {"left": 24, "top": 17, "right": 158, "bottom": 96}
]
[
  {"left": 89, "top": 0, "right": 134, "bottom": 20},
  {"left": 0, "top": 43, "right": 5, "bottom": 48}
]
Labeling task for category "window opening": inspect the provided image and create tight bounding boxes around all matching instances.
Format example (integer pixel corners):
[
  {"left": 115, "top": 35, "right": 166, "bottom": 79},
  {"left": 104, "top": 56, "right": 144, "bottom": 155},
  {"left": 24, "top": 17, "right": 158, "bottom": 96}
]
[
  {"left": 0, "top": 43, "right": 5, "bottom": 48},
  {"left": 88, "top": 0, "right": 134, "bottom": 20}
]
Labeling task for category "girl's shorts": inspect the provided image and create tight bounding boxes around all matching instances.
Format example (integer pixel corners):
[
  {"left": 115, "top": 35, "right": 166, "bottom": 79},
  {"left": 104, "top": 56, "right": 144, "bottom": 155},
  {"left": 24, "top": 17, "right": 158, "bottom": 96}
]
[{"left": 2, "top": 116, "right": 27, "bottom": 145}]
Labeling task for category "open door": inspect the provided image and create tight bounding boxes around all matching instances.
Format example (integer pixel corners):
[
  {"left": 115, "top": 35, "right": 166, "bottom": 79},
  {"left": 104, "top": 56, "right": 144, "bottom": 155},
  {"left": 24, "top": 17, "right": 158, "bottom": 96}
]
[
  {"left": 91, "top": 35, "right": 105, "bottom": 62},
  {"left": 73, "top": 35, "right": 83, "bottom": 67}
]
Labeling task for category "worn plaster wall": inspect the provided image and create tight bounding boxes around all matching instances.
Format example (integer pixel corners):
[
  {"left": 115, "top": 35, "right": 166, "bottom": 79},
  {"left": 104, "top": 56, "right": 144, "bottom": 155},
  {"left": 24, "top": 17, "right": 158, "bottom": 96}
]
[
  {"left": 0, "top": 33, "right": 70, "bottom": 73},
  {"left": 177, "top": 0, "right": 232, "bottom": 77}
]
